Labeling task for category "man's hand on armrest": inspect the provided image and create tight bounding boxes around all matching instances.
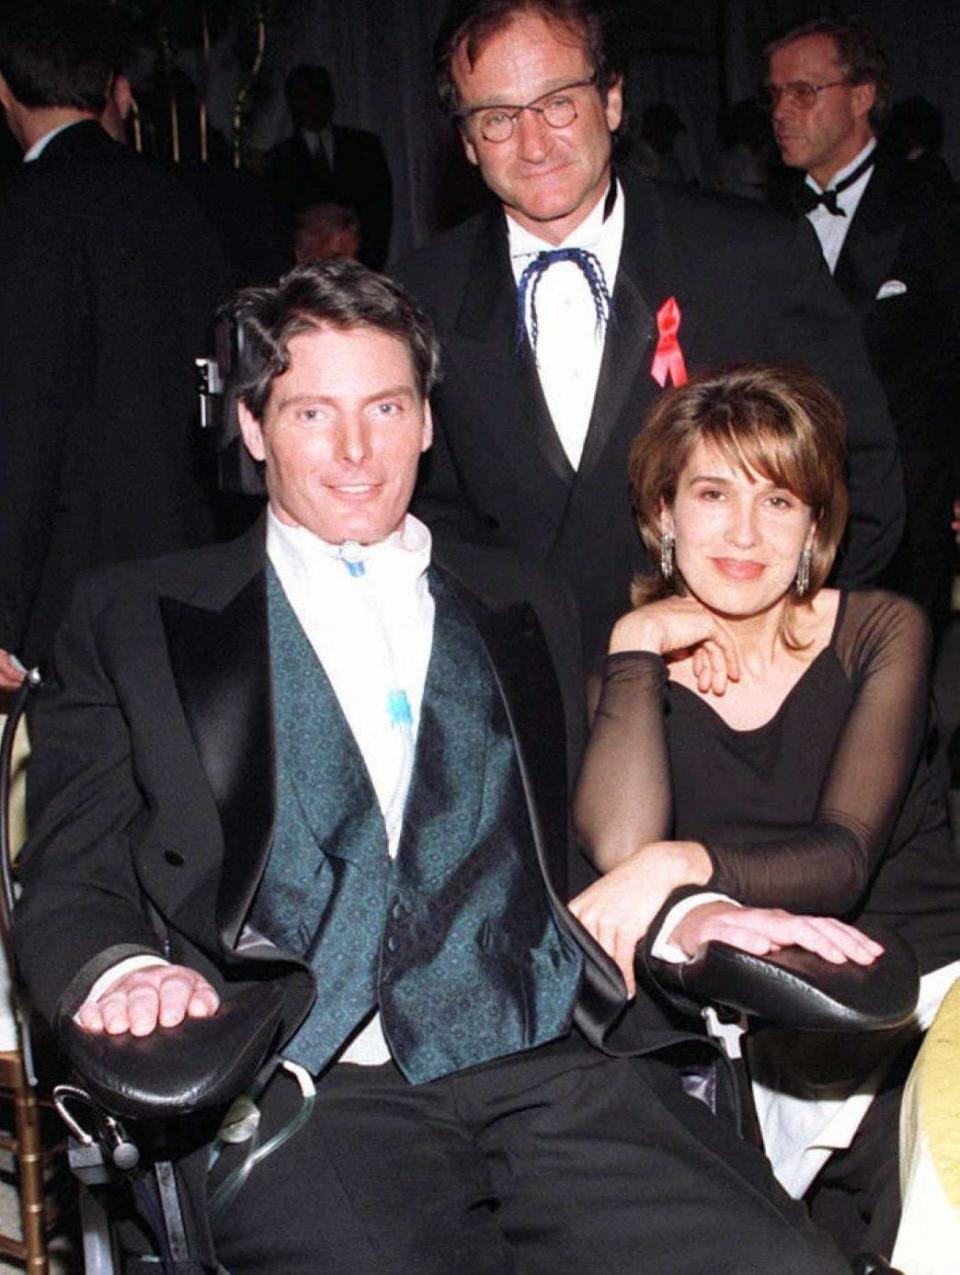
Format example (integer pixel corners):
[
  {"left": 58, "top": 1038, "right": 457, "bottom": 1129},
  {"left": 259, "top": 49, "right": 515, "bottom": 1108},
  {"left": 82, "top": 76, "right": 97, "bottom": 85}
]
[
  {"left": 77, "top": 963, "right": 220, "bottom": 1037},
  {"left": 668, "top": 902, "right": 884, "bottom": 966}
]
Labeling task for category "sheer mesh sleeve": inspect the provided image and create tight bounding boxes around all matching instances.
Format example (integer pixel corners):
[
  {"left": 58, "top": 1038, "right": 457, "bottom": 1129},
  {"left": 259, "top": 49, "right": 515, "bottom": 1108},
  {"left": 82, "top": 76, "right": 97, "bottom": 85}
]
[
  {"left": 708, "top": 593, "right": 932, "bottom": 911},
  {"left": 575, "top": 593, "right": 934, "bottom": 914},
  {"left": 574, "top": 651, "right": 673, "bottom": 870}
]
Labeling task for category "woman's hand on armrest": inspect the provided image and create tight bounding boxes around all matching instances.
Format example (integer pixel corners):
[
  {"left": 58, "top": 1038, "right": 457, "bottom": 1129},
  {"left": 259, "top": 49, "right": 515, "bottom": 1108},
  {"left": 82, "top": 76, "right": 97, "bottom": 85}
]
[
  {"left": 77, "top": 964, "right": 220, "bottom": 1038},
  {"left": 568, "top": 840, "right": 712, "bottom": 996},
  {"left": 669, "top": 902, "right": 885, "bottom": 965}
]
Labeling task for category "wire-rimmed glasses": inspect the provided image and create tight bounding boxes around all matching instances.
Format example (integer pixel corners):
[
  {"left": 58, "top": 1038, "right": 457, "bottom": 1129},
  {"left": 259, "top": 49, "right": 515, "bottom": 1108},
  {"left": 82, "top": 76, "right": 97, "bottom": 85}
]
[{"left": 457, "top": 74, "right": 598, "bottom": 143}]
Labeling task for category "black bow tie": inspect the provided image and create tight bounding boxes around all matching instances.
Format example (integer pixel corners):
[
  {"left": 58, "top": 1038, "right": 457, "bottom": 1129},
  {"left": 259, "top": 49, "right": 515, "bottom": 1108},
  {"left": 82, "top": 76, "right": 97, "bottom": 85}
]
[{"left": 796, "top": 151, "right": 876, "bottom": 217}]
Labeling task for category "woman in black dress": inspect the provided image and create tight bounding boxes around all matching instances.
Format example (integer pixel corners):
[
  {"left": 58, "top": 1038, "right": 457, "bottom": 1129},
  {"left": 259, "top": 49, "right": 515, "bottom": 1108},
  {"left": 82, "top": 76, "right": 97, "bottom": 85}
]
[{"left": 570, "top": 363, "right": 960, "bottom": 1256}]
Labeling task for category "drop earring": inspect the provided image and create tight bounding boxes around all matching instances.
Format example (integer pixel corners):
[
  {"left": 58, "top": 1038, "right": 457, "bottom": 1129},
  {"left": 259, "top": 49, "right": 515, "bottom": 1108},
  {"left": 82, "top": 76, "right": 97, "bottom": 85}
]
[
  {"left": 660, "top": 531, "right": 674, "bottom": 581},
  {"left": 795, "top": 546, "right": 811, "bottom": 597}
]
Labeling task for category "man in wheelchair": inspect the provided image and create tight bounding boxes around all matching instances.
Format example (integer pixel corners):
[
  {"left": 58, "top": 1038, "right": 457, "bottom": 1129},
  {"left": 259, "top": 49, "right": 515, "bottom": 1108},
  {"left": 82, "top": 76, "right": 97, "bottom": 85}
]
[{"left": 13, "top": 260, "right": 848, "bottom": 1273}]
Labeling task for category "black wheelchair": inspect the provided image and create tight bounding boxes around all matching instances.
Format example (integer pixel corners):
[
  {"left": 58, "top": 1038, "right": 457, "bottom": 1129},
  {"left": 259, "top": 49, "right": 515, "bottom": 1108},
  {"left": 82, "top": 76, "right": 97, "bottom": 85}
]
[{"left": 1, "top": 675, "right": 914, "bottom": 1274}]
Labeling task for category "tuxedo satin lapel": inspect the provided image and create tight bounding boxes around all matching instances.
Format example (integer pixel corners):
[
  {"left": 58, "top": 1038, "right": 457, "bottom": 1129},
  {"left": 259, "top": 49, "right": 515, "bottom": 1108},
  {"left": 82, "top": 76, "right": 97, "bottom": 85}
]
[
  {"left": 578, "top": 268, "right": 655, "bottom": 476},
  {"left": 579, "top": 175, "right": 703, "bottom": 479},
  {"left": 456, "top": 211, "right": 575, "bottom": 493},
  {"left": 616, "top": 176, "right": 703, "bottom": 336},
  {"left": 160, "top": 573, "right": 276, "bottom": 949},
  {"left": 441, "top": 573, "right": 569, "bottom": 896}
]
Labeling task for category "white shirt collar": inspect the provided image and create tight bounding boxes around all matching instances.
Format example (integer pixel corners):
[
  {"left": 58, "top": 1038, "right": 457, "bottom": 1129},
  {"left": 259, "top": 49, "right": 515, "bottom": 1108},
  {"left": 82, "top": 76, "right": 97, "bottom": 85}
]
[
  {"left": 23, "top": 118, "right": 84, "bottom": 163},
  {"left": 266, "top": 508, "right": 432, "bottom": 590},
  {"left": 805, "top": 137, "right": 877, "bottom": 194},
  {"left": 300, "top": 125, "right": 334, "bottom": 163},
  {"left": 508, "top": 177, "right": 620, "bottom": 260}
]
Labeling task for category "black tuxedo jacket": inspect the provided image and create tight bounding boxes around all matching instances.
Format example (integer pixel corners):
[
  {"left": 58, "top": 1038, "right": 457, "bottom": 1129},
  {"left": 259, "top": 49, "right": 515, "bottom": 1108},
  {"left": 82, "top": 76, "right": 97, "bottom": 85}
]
[
  {"left": 776, "top": 154, "right": 960, "bottom": 613},
  {"left": 395, "top": 167, "right": 903, "bottom": 661},
  {"left": 0, "top": 121, "right": 229, "bottom": 667},
  {"left": 832, "top": 155, "right": 960, "bottom": 469},
  {"left": 268, "top": 125, "right": 393, "bottom": 268},
  {"left": 15, "top": 521, "right": 680, "bottom": 1055}
]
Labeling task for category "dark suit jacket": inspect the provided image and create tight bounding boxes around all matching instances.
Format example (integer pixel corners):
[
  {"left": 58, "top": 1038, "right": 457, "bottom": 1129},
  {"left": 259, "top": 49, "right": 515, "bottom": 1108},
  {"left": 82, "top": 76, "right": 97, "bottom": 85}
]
[
  {"left": 0, "top": 121, "right": 229, "bottom": 667},
  {"left": 775, "top": 154, "right": 960, "bottom": 614},
  {"left": 834, "top": 156, "right": 960, "bottom": 610},
  {"left": 15, "top": 521, "right": 682, "bottom": 1056},
  {"left": 268, "top": 125, "right": 393, "bottom": 269},
  {"left": 395, "top": 166, "right": 903, "bottom": 661}
]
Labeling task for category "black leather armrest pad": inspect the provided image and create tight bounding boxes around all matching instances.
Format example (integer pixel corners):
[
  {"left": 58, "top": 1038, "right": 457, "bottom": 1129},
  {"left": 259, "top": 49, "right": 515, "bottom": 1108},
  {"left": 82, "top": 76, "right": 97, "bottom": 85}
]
[
  {"left": 646, "top": 921, "right": 919, "bottom": 1032},
  {"left": 57, "top": 982, "right": 285, "bottom": 1120}
]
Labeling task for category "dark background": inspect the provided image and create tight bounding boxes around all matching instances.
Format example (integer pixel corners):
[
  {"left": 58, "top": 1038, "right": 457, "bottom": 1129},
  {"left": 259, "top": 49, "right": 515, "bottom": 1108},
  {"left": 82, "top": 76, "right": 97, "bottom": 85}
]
[
  {"left": 2, "top": 1, "right": 956, "bottom": 261},
  {"left": 218, "top": 0, "right": 959, "bottom": 259}
]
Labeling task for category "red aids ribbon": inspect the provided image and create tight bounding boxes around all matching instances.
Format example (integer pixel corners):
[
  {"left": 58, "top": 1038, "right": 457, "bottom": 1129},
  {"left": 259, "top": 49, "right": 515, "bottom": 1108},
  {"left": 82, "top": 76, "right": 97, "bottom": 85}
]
[{"left": 650, "top": 296, "right": 688, "bottom": 388}]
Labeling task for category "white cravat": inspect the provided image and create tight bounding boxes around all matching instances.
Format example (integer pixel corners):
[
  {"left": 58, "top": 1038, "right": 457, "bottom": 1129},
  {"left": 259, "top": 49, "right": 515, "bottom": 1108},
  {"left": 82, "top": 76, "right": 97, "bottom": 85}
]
[
  {"left": 509, "top": 179, "right": 624, "bottom": 468},
  {"left": 805, "top": 138, "right": 877, "bottom": 274}
]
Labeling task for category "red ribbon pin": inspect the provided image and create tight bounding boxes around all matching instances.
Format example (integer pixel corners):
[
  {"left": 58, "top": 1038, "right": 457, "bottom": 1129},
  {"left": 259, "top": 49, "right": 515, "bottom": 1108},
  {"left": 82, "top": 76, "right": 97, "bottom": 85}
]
[{"left": 650, "top": 296, "right": 688, "bottom": 388}]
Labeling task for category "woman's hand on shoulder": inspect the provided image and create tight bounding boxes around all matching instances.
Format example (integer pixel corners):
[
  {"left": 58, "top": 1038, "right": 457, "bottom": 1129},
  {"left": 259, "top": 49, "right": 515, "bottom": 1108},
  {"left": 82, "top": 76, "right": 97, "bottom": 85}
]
[
  {"left": 668, "top": 902, "right": 885, "bottom": 965},
  {"left": 609, "top": 598, "right": 740, "bottom": 695},
  {"left": 568, "top": 840, "right": 712, "bottom": 997}
]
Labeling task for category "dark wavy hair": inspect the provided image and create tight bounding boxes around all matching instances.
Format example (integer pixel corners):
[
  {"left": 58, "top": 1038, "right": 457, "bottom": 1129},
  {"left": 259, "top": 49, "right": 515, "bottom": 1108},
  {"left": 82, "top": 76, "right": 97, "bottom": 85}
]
[
  {"left": 628, "top": 364, "right": 848, "bottom": 647},
  {"left": 765, "top": 17, "right": 892, "bottom": 132},
  {"left": 434, "top": 0, "right": 622, "bottom": 118},
  {"left": 227, "top": 259, "right": 441, "bottom": 422}
]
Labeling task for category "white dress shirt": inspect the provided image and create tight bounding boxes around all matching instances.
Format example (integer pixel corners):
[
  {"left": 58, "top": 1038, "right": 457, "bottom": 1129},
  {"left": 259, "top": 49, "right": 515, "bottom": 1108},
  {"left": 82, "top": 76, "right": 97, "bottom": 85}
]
[
  {"left": 267, "top": 510, "right": 434, "bottom": 857},
  {"left": 300, "top": 126, "right": 334, "bottom": 171},
  {"left": 805, "top": 138, "right": 877, "bottom": 274},
  {"left": 509, "top": 179, "right": 624, "bottom": 469}
]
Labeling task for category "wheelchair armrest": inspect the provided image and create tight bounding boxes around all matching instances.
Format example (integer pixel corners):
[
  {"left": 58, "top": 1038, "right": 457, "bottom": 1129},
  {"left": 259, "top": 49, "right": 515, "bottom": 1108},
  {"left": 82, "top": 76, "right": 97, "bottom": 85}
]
[
  {"left": 645, "top": 921, "right": 919, "bottom": 1032},
  {"left": 56, "top": 982, "right": 285, "bottom": 1121}
]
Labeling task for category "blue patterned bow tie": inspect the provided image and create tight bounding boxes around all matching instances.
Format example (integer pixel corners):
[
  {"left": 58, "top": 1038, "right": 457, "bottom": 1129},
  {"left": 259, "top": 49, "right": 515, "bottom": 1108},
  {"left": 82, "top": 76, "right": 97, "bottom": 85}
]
[{"left": 515, "top": 247, "right": 612, "bottom": 353}]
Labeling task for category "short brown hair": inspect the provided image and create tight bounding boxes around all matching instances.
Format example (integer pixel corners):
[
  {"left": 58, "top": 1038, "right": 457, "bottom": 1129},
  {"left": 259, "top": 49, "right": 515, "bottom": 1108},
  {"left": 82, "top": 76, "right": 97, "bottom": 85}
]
[
  {"left": 765, "top": 18, "right": 892, "bottom": 132},
  {"left": 228, "top": 259, "right": 440, "bottom": 422},
  {"left": 628, "top": 364, "right": 848, "bottom": 644},
  {"left": 434, "top": 0, "right": 622, "bottom": 118}
]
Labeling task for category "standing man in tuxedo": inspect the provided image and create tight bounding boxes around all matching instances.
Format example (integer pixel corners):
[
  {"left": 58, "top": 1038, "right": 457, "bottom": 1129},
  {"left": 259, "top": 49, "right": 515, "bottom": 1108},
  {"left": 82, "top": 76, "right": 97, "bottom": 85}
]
[
  {"left": 13, "top": 257, "right": 848, "bottom": 1274},
  {"left": 395, "top": 0, "right": 903, "bottom": 664},
  {"left": 767, "top": 17, "right": 960, "bottom": 640},
  {"left": 269, "top": 64, "right": 393, "bottom": 269},
  {"left": 0, "top": 3, "right": 228, "bottom": 691}
]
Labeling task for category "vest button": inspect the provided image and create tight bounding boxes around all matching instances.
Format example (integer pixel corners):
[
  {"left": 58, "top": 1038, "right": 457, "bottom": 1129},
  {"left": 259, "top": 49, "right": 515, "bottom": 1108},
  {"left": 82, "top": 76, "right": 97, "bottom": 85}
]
[
  {"left": 386, "top": 936, "right": 399, "bottom": 953},
  {"left": 163, "top": 849, "right": 184, "bottom": 866},
  {"left": 392, "top": 902, "right": 405, "bottom": 920}
]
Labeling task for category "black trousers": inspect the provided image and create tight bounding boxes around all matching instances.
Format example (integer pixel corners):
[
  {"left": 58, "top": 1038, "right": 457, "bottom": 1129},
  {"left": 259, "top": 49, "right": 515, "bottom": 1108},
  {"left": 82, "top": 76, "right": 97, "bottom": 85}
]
[{"left": 208, "top": 1033, "right": 845, "bottom": 1274}]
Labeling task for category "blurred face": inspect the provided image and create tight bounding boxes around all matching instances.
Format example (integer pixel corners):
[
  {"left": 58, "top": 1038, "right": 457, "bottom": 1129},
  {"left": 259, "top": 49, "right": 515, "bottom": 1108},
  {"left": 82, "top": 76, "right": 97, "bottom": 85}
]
[
  {"left": 452, "top": 12, "right": 622, "bottom": 245},
  {"left": 664, "top": 440, "right": 814, "bottom": 619},
  {"left": 768, "top": 34, "right": 875, "bottom": 187},
  {"left": 294, "top": 224, "right": 361, "bottom": 263},
  {"left": 239, "top": 324, "right": 432, "bottom": 545}
]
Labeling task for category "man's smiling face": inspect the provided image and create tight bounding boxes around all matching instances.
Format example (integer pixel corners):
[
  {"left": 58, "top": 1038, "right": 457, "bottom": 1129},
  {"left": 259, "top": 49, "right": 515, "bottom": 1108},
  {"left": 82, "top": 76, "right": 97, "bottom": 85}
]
[
  {"left": 453, "top": 11, "right": 622, "bottom": 245},
  {"left": 239, "top": 323, "right": 432, "bottom": 545}
]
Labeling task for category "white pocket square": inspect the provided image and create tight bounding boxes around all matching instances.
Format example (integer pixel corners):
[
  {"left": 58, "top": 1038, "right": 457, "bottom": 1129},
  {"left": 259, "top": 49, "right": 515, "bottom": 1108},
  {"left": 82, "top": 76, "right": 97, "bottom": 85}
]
[{"left": 876, "top": 279, "right": 907, "bottom": 299}]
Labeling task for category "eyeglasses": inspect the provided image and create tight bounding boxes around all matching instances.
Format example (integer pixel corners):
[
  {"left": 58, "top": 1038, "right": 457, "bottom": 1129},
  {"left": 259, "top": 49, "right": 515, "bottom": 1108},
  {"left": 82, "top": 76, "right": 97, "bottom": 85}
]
[
  {"left": 760, "top": 79, "right": 848, "bottom": 111},
  {"left": 457, "top": 75, "right": 597, "bottom": 143}
]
